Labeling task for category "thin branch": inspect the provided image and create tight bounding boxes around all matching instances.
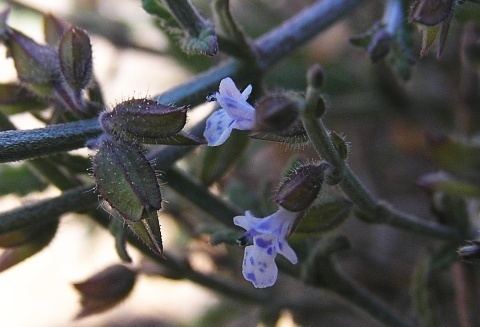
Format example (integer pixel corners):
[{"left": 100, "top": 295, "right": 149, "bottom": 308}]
[
  {"left": 0, "top": 0, "right": 364, "bottom": 163},
  {"left": 300, "top": 86, "right": 461, "bottom": 241}
]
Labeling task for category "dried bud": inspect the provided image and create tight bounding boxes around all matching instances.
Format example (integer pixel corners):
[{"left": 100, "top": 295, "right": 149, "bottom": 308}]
[
  {"left": 307, "top": 64, "right": 325, "bottom": 89},
  {"left": 43, "top": 13, "right": 70, "bottom": 46},
  {"left": 254, "top": 94, "right": 299, "bottom": 132},
  {"left": 93, "top": 136, "right": 162, "bottom": 222},
  {"left": 59, "top": 27, "right": 93, "bottom": 90},
  {"left": 3, "top": 28, "right": 59, "bottom": 95},
  {"left": 100, "top": 98, "right": 188, "bottom": 144},
  {"left": 73, "top": 264, "right": 137, "bottom": 319},
  {"left": 458, "top": 241, "right": 480, "bottom": 261},
  {"left": 276, "top": 164, "right": 326, "bottom": 212},
  {"left": 0, "top": 221, "right": 58, "bottom": 273},
  {"left": 367, "top": 29, "right": 392, "bottom": 62},
  {"left": 410, "top": 0, "right": 454, "bottom": 26}
]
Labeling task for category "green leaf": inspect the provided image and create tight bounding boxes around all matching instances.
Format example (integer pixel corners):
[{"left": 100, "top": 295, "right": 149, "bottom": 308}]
[
  {"left": 410, "top": 256, "right": 439, "bottom": 327},
  {"left": 0, "top": 220, "right": 58, "bottom": 273},
  {"left": 200, "top": 130, "right": 249, "bottom": 185},
  {"left": 0, "top": 83, "right": 48, "bottom": 114},
  {"left": 294, "top": 196, "right": 352, "bottom": 234},
  {"left": 429, "top": 135, "right": 480, "bottom": 181},
  {"left": 0, "top": 164, "right": 47, "bottom": 196}
]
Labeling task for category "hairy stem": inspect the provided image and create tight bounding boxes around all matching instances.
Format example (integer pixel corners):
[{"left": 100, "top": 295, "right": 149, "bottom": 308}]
[
  {"left": 0, "top": 0, "right": 363, "bottom": 163},
  {"left": 300, "top": 88, "right": 460, "bottom": 241}
]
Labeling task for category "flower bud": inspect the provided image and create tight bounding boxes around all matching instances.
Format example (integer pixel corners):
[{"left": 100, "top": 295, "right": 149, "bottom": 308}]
[
  {"left": 73, "top": 264, "right": 137, "bottom": 319},
  {"left": 93, "top": 136, "right": 162, "bottom": 222},
  {"left": 100, "top": 98, "right": 188, "bottom": 144},
  {"left": 367, "top": 29, "right": 392, "bottom": 62},
  {"left": 275, "top": 164, "right": 326, "bottom": 212},
  {"left": 59, "top": 27, "right": 93, "bottom": 91},
  {"left": 458, "top": 241, "right": 480, "bottom": 261},
  {"left": 410, "top": 0, "right": 454, "bottom": 26},
  {"left": 254, "top": 94, "right": 299, "bottom": 133}
]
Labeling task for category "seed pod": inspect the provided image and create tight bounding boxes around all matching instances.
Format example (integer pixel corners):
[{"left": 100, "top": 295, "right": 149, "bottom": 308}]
[
  {"left": 93, "top": 136, "right": 162, "bottom": 222},
  {"left": 276, "top": 164, "right": 325, "bottom": 212},
  {"left": 100, "top": 98, "right": 188, "bottom": 143}
]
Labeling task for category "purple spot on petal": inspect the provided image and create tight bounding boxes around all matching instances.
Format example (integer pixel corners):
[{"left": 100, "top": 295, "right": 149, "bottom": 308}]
[
  {"left": 246, "top": 272, "right": 256, "bottom": 282},
  {"left": 267, "top": 247, "right": 273, "bottom": 255},
  {"left": 279, "top": 242, "right": 283, "bottom": 250},
  {"left": 259, "top": 268, "right": 265, "bottom": 273},
  {"left": 256, "top": 238, "right": 272, "bottom": 249},
  {"left": 249, "top": 257, "right": 255, "bottom": 265}
]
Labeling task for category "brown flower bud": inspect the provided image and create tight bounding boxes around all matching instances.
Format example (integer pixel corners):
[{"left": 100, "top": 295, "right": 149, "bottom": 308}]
[
  {"left": 73, "top": 264, "right": 137, "bottom": 319},
  {"left": 275, "top": 164, "right": 326, "bottom": 212},
  {"left": 255, "top": 94, "right": 300, "bottom": 133}
]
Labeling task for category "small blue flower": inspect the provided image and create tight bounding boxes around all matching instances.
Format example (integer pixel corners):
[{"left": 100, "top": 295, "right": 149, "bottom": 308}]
[
  {"left": 204, "top": 77, "right": 255, "bottom": 146},
  {"left": 234, "top": 207, "right": 299, "bottom": 288}
]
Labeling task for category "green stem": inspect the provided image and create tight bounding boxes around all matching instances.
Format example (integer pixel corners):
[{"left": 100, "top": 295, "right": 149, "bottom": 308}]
[
  {"left": 163, "top": 168, "right": 240, "bottom": 226},
  {"left": 0, "top": 0, "right": 364, "bottom": 163},
  {"left": 303, "top": 238, "right": 411, "bottom": 327},
  {"left": 300, "top": 89, "right": 460, "bottom": 241}
]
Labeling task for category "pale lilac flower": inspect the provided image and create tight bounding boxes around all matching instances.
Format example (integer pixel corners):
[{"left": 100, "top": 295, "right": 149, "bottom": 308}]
[
  {"left": 204, "top": 77, "right": 255, "bottom": 146},
  {"left": 234, "top": 207, "right": 299, "bottom": 288}
]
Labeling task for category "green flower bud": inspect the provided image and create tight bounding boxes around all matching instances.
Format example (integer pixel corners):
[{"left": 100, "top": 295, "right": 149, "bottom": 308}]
[
  {"left": 93, "top": 136, "right": 162, "bottom": 222},
  {"left": 275, "top": 164, "right": 326, "bottom": 212},
  {"left": 73, "top": 264, "right": 137, "bottom": 319},
  {"left": 100, "top": 98, "right": 188, "bottom": 144},
  {"left": 59, "top": 27, "right": 93, "bottom": 91},
  {"left": 254, "top": 94, "right": 300, "bottom": 133}
]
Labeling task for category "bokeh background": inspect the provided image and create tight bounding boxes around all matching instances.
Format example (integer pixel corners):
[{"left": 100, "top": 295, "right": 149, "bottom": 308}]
[{"left": 0, "top": 0, "right": 479, "bottom": 326}]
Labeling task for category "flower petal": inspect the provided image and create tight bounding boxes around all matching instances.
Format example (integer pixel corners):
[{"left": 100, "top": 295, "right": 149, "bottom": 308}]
[
  {"left": 242, "top": 244, "right": 278, "bottom": 288},
  {"left": 219, "top": 77, "right": 243, "bottom": 100},
  {"left": 241, "top": 84, "right": 252, "bottom": 100},
  {"left": 203, "top": 109, "right": 235, "bottom": 146},
  {"left": 233, "top": 211, "right": 263, "bottom": 231},
  {"left": 277, "top": 238, "right": 298, "bottom": 264},
  {"left": 217, "top": 95, "right": 255, "bottom": 123}
]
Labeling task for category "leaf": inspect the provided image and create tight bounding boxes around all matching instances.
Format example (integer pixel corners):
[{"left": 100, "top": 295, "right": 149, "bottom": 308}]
[
  {"left": 200, "top": 130, "right": 249, "bottom": 185},
  {"left": 417, "top": 171, "right": 480, "bottom": 197},
  {"left": 0, "top": 164, "right": 47, "bottom": 196},
  {"left": 0, "top": 220, "right": 58, "bottom": 273},
  {"left": 410, "top": 256, "right": 439, "bottom": 327},
  {"left": 294, "top": 196, "right": 352, "bottom": 234},
  {"left": 428, "top": 135, "right": 480, "bottom": 181},
  {"left": 0, "top": 83, "right": 48, "bottom": 114}
]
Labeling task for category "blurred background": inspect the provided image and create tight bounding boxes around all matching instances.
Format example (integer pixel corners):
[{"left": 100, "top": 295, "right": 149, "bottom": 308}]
[{"left": 0, "top": 0, "right": 479, "bottom": 326}]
